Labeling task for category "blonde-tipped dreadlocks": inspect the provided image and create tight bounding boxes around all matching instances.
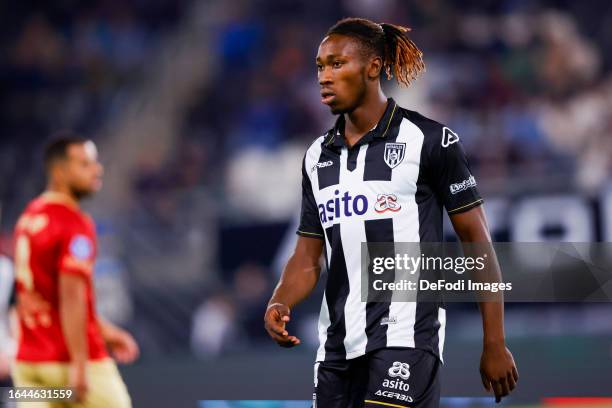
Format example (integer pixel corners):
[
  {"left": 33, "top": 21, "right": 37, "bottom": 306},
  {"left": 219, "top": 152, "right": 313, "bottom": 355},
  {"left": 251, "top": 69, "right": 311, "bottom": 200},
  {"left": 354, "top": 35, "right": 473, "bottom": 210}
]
[{"left": 327, "top": 18, "right": 425, "bottom": 87}]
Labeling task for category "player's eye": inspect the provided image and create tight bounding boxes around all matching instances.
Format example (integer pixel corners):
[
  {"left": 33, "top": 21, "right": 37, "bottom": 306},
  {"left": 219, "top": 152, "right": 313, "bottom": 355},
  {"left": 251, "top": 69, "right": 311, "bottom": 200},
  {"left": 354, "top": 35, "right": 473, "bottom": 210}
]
[
  {"left": 316, "top": 64, "right": 323, "bottom": 72},
  {"left": 332, "top": 61, "right": 343, "bottom": 69}
]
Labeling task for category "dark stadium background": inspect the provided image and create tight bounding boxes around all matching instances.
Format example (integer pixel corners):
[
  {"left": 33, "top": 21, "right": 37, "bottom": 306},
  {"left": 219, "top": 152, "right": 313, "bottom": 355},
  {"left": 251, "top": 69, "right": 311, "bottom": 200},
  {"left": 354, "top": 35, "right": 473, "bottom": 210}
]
[{"left": 1, "top": 0, "right": 612, "bottom": 406}]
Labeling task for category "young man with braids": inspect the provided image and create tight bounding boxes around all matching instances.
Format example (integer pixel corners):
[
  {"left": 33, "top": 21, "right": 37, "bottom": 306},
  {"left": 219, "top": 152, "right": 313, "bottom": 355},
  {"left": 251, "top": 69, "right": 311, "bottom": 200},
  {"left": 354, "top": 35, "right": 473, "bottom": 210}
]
[{"left": 264, "top": 18, "right": 518, "bottom": 407}]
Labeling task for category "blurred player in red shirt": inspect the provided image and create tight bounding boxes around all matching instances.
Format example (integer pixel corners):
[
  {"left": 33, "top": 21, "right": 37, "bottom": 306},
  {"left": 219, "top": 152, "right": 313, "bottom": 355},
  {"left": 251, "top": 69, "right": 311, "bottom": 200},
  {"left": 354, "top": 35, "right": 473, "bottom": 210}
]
[{"left": 12, "top": 134, "right": 138, "bottom": 407}]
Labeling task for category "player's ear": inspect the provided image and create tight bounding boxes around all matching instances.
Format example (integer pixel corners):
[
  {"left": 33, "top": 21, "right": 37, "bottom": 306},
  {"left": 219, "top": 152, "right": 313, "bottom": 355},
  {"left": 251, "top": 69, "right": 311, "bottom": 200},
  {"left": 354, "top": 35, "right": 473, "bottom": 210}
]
[
  {"left": 367, "top": 56, "right": 383, "bottom": 80},
  {"left": 52, "top": 159, "right": 68, "bottom": 181}
]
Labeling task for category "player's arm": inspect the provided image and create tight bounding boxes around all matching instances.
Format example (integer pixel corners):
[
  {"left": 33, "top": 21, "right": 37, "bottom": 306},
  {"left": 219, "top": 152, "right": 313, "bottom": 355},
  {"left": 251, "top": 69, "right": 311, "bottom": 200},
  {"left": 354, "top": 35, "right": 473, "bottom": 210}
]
[
  {"left": 450, "top": 206, "right": 519, "bottom": 403},
  {"left": 59, "top": 273, "right": 89, "bottom": 402},
  {"left": 265, "top": 235, "right": 323, "bottom": 347},
  {"left": 97, "top": 318, "right": 139, "bottom": 364},
  {"left": 265, "top": 152, "right": 326, "bottom": 347}
]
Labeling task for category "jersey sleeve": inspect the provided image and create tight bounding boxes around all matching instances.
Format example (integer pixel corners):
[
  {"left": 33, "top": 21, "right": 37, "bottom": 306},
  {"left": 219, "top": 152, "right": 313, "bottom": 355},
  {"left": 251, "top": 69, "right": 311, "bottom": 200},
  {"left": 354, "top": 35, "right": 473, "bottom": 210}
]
[
  {"left": 296, "top": 155, "right": 324, "bottom": 239},
  {"left": 58, "top": 216, "right": 95, "bottom": 277},
  {"left": 428, "top": 127, "right": 483, "bottom": 215}
]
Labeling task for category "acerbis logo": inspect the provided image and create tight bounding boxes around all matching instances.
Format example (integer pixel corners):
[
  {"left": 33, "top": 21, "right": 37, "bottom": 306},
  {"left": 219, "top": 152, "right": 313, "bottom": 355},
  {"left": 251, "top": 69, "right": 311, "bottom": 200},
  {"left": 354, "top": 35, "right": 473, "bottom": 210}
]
[
  {"left": 388, "top": 361, "right": 410, "bottom": 380},
  {"left": 374, "top": 390, "right": 413, "bottom": 403},
  {"left": 374, "top": 194, "right": 401, "bottom": 213},
  {"left": 318, "top": 190, "right": 368, "bottom": 223},
  {"left": 311, "top": 160, "right": 334, "bottom": 173}
]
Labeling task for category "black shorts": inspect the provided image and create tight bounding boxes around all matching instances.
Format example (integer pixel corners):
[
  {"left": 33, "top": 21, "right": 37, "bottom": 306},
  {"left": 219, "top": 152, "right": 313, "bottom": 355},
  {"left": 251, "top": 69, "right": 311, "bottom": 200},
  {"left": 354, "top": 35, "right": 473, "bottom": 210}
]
[{"left": 314, "top": 348, "right": 440, "bottom": 408}]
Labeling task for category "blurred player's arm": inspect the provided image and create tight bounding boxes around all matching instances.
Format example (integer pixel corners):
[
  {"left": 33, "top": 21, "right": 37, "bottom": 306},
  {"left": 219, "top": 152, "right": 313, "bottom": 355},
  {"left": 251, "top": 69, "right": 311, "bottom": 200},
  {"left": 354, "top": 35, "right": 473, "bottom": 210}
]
[
  {"left": 450, "top": 206, "right": 519, "bottom": 404},
  {"left": 59, "top": 273, "right": 89, "bottom": 402},
  {"left": 265, "top": 235, "right": 323, "bottom": 347},
  {"left": 97, "top": 318, "right": 139, "bottom": 364}
]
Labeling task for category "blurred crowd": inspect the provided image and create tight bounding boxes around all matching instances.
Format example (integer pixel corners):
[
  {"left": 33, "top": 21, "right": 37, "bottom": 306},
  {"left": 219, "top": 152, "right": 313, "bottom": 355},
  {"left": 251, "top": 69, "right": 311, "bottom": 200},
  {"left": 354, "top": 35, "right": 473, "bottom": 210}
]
[
  {"left": 1, "top": 0, "right": 612, "bottom": 359},
  {"left": 0, "top": 0, "right": 182, "bottom": 224}
]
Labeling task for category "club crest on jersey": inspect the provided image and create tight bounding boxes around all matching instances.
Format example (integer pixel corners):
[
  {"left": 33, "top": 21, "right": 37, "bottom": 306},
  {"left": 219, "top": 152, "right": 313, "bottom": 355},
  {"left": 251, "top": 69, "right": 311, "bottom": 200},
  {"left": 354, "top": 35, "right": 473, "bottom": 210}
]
[{"left": 384, "top": 142, "right": 406, "bottom": 169}]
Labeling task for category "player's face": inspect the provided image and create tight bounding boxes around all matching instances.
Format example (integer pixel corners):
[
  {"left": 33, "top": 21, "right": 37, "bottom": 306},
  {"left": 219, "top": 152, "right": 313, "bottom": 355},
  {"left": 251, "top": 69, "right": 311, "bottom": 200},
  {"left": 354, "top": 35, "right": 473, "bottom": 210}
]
[
  {"left": 63, "top": 142, "right": 103, "bottom": 198},
  {"left": 316, "top": 34, "right": 368, "bottom": 114}
]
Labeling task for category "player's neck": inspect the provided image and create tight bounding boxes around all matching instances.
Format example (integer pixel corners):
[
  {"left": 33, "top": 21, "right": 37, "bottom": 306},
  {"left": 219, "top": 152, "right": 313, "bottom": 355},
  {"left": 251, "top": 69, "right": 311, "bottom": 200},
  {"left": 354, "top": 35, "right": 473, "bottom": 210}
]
[
  {"left": 42, "top": 186, "right": 80, "bottom": 209},
  {"left": 344, "top": 88, "right": 387, "bottom": 145}
]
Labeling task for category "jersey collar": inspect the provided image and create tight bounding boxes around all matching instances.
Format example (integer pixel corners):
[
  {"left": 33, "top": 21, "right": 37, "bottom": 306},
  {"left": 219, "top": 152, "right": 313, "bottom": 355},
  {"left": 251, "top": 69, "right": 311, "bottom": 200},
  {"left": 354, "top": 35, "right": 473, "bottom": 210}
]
[
  {"left": 324, "top": 98, "right": 398, "bottom": 149},
  {"left": 40, "top": 191, "right": 80, "bottom": 210}
]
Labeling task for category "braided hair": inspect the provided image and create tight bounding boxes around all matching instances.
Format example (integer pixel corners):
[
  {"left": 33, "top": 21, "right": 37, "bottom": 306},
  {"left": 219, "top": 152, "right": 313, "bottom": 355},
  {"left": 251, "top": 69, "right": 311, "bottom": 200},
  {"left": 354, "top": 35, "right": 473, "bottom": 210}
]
[{"left": 326, "top": 17, "right": 425, "bottom": 87}]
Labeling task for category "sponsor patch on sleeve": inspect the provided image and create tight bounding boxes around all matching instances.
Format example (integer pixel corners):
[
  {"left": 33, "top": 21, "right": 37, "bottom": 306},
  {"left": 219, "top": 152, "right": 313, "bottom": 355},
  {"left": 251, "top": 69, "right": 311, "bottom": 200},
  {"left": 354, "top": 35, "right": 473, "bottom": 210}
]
[{"left": 449, "top": 175, "right": 477, "bottom": 194}]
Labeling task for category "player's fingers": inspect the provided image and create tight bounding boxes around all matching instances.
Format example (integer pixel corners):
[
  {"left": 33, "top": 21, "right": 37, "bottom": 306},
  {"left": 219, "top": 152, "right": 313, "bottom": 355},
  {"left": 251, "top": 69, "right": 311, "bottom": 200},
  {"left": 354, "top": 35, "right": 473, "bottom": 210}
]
[
  {"left": 116, "top": 351, "right": 135, "bottom": 364},
  {"left": 507, "top": 371, "right": 517, "bottom": 391},
  {"left": 266, "top": 316, "right": 288, "bottom": 336},
  {"left": 265, "top": 327, "right": 289, "bottom": 343},
  {"left": 288, "top": 336, "right": 301, "bottom": 345},
  {"left": 271, "top": 330, "right": 295, "bottom": 347},
  {"left": 266, "top": 321, "right": 287, "bottom": 336},
  {"left": 480, "top": 373, "right": 491, "bottom": 391},
  {"left": 124, "top": 342, "right": 139, "bottom": 362},
  {"left": 491, "top": 380, "right": 503, "bottom": 403},
  {"left": 498, "top": 376, "right": 510, "bottom": 397},
  {"left": 271, "top": 331, "right": 293, "bottom": 347},
  {"left": 112, "top": 345, "right": 128, "bottom": 361},
  {"left": 23, "top": 314, "right": 37, "bottom": 330},
  {"left": 113, "top": 351, "right": 127, "bottom": 364},
  {"left": 279, "top": 338, "right": 297, "bottom": 348},
  {"left": 512, "top": 366, "right": 519, "bottom": 383},
  {"left": 130, "top": 341, "right": 140, "bottom": 360},
  {"left": 39, "top": 312, "right": 52, "bottom": 327}
]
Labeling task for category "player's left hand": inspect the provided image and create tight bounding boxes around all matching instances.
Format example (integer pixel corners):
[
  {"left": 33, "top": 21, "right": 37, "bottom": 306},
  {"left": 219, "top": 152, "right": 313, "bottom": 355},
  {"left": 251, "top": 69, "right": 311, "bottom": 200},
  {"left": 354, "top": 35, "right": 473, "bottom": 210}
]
[
  {"left": 106, "top": 329, "right": 140, "bottom": 364},
  {"left": 480, "top": 341, "right": 518, "bottom": 403}
]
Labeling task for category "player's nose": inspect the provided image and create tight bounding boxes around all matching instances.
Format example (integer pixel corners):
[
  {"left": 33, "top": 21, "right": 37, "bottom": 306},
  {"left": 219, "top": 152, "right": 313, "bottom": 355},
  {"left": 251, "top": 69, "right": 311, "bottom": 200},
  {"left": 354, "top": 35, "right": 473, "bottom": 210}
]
[{"left": 318, "top": 68, "right": 333, "bottom": 86}]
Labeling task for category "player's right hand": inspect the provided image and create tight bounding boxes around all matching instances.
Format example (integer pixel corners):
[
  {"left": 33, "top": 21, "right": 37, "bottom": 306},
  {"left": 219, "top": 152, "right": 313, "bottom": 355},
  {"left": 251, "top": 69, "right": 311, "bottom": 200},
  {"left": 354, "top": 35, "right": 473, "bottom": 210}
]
[
  {"left": 264, "top": 303, "right": 301, "bottom": 348},
  {"left": 68, "top": 362, "right": 88, "bottom": 403},
  {"left": 17, "top": 290, "right": 52, "bottom": 329}
]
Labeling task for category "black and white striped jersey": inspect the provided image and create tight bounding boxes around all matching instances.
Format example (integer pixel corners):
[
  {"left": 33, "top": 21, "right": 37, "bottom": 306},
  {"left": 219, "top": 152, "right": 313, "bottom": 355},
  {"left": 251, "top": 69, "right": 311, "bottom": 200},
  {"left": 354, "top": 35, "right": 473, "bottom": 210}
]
[{"left": 297, "top": 98, "right": 483, "bottom": 362}]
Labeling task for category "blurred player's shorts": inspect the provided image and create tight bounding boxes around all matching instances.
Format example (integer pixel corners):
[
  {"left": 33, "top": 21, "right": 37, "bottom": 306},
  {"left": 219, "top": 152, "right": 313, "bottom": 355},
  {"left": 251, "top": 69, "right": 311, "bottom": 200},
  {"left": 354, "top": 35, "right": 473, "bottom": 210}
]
[{"left": 11, "top": 358, "right": 131, "bottom": 408}]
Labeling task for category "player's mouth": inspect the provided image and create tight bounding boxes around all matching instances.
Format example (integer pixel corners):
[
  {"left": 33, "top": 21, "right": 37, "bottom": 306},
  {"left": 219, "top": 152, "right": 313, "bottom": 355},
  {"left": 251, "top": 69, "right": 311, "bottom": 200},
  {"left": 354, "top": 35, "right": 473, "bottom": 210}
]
[
  {"left": 92, "top": 178, "right": 103, "bottom": 190},
  {"left": 321, "top": 90, "right": 336, "bottom": 105}
]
